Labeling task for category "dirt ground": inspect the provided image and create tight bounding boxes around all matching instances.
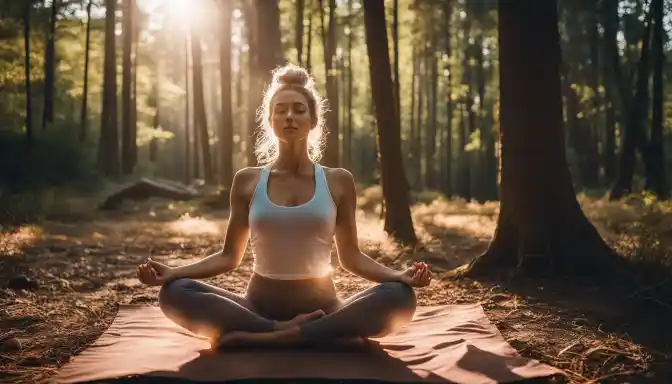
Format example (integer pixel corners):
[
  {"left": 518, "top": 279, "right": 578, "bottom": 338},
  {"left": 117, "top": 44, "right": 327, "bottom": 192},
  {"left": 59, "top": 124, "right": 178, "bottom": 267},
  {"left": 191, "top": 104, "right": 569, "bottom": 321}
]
[{"left": 1, "top": 196, "right": 671, "bottom": 383}]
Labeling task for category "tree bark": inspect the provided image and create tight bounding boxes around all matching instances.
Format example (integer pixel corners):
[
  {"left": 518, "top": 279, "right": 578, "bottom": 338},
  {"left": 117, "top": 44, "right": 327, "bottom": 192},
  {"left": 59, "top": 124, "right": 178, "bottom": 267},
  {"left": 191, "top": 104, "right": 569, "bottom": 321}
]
[
  {"left": 609, "top": 10, "right": 653, "bottom": 200},
  {"left": 79, "top": 0, "right": 92, "bottom": 142},
  {"left": 42, "top": 0, "right": 57, "bottom": 131},
  {"left": 392, "top": 0, "right": 400, "bottom": 131},
  {"left": 646, "top": 0, "right": 666, "bottom": 198},
  {"left": 190, "top": 27, "right": 214, "bottom": 183},
  {"left": 425, "top": 24, "right": 438, "bottom": 190},
  {"left": 99, "top": 0, "right": 120, "bottom": 177},
  {"left": 463, "top": 0, "right": 614, "bottom": 277},
  {"left": 296, "top": 0, "right": 304, "bottom": 65},
  {"left": 319, "top": 0, "right": 340, "bottom": 168},
  {"left": 442, "top": 1, "right": 453, "bottom": 197},
  {"left": 23, "top": 0, "right": 33, "bottom": 142},
  {"left": 220, "top": 1, "right": 234, "bottom": 187},
  {"left": 184, "top": 36, "right": 191, "bottom": 183},
  {"left": 122, "top": 0, "right": 135, "bottom": 174},
  {"left": 363, "top": 0, "right": 417, "bottom": 245}
]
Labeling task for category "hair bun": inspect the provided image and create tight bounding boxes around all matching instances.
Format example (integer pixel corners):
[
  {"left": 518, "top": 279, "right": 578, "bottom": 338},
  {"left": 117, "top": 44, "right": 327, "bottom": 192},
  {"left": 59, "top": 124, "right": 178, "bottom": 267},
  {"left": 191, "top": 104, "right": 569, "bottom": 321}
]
[{"left": 273, "top": 64, "right": 311, "bottom": 87}]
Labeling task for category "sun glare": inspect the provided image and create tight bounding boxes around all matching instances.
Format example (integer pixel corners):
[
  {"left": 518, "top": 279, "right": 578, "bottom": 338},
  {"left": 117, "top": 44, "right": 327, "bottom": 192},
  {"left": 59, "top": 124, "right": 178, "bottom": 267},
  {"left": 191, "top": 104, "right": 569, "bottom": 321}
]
[{"left": 163, "top": 0, "right": 200, "bottom": 28}]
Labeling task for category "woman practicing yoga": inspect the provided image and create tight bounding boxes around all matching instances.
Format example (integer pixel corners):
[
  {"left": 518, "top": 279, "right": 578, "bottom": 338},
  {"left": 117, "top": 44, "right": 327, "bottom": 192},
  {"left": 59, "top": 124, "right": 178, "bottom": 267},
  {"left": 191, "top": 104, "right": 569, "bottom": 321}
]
[{"left": 136, "top": 64, "right": 432, "bottom": 347}]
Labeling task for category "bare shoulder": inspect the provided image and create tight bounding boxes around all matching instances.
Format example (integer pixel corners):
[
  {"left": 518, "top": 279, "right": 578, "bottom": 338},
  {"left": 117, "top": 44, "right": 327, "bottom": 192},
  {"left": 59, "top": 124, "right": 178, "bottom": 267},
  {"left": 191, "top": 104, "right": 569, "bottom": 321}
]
[
  {"left": 231, "top": 167, "right": 264, "bottom": 199},
  {"left": 323, "top": 167, "right": 356, "bottom": 206}
]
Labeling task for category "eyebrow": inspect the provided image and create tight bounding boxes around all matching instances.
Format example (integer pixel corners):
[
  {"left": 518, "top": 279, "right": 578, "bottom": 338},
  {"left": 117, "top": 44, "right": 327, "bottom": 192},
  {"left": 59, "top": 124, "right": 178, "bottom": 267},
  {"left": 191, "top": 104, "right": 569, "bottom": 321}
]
[{"left": 274, "top": 102, "right": 307, "bottom": 107}]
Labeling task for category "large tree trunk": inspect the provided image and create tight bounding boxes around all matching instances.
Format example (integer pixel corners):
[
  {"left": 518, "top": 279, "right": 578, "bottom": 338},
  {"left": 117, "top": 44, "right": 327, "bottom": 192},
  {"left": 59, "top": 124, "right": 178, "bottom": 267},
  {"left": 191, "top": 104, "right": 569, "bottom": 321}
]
[
  {"left": 23, "top": 1, "right": 33, "bottom": 142},
  {"left": 220, "top": 2, "right": 234, "bottom": 187},
  {"left": 244, "top": 0, "right": 284, "bottom": 166},
  {"left": 99, "top": 0, "right": 120, "bottom": 177},
  {"left": 609, "top": 11, "right": 653, "bottom": 200},
  {"left": 463, "top": 0, "right": 614, "bottom": 277},
  {"left": 363, "top": 0, "right": 417, "bottom": 245},
  {"left": 645, "top": 0, "right": 666, "bottom": 198},
  {"left": 320, "top": 0, "right": 340, "bottom": 168},
  {"left": 190, "top": 27, "right": 214, "bottom": 183},
  {"left": 122, "top": 0, "right": 135, "bottom": 175},
  {"left": 42, "top": 0, "right": 57, "bottom": 131},
  {"left": 79, "top": 0, "right": 93, "bottom": 142}
]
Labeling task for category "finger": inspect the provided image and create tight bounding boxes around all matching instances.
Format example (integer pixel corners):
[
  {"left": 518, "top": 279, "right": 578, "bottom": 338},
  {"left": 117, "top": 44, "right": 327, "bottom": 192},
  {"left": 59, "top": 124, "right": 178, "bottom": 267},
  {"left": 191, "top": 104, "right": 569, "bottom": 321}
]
[{"left": 136, "top": 267, "right": 142, "bottom": 282}]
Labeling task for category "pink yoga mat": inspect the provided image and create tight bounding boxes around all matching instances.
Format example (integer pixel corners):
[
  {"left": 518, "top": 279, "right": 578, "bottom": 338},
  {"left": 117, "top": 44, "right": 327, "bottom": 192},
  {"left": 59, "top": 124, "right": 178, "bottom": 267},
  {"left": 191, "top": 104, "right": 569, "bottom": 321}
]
[{"left": 53, "top": 304, "right": 561, "bottom": 383}]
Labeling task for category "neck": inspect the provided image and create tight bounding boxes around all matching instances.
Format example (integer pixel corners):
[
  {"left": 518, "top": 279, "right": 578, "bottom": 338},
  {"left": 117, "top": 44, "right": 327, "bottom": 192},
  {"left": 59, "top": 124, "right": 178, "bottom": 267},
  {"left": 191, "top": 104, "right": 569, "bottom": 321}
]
[{"left": 274, "top": 141, "right": 312, "bottom": 174}]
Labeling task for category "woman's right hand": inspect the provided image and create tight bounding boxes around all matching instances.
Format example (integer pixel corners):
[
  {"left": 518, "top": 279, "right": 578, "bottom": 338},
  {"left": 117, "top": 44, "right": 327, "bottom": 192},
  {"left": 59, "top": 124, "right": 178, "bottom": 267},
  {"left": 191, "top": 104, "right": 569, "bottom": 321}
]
[{"left": 137, "top": 258, "right": 175, "bottom": 286}]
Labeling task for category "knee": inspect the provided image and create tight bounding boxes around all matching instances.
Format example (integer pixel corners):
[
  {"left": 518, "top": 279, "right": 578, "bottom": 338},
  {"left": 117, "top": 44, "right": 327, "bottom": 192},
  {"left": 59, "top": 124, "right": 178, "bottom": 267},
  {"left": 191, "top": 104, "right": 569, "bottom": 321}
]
[
  {"left": 158, "top": 278, "right": 197, "bottom": 308},
  {"left": 378, "top": 281, "right": 417, "bottom": 310}
]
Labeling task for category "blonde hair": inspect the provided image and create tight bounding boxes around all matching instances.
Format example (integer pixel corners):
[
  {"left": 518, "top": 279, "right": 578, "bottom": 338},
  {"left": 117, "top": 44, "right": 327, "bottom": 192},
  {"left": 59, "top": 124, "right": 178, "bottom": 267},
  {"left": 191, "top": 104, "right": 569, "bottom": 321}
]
[{"left": 254, "top": 64, "right": 328, "bottom": 165}]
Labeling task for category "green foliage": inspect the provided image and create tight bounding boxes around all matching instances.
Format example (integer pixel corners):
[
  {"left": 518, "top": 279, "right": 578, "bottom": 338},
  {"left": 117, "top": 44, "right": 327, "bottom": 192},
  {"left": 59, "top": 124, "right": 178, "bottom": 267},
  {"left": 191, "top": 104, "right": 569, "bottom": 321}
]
[{"left": 0, "top": 123, "right": 102, "bottom": 192}]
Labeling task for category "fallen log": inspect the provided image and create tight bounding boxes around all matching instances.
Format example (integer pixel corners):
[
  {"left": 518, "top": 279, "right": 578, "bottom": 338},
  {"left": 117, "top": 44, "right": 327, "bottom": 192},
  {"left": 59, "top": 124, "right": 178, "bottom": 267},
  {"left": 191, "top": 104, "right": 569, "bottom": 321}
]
[{"left": 99, "top": 179, "right": 200, "bottom": 210}]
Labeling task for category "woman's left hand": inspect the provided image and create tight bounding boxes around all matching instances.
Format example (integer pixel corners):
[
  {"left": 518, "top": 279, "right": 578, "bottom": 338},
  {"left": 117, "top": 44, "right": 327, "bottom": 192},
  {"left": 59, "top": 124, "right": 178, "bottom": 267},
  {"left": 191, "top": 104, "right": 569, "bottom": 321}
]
[{"left": 398, "top": 262, "right": 432, "bottom": 288}]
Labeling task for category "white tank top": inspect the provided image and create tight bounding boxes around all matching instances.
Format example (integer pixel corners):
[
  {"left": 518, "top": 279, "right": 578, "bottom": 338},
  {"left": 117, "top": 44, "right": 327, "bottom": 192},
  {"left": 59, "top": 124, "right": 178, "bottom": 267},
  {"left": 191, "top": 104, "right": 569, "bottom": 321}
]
[{"left": 248, "top": 163, "right": 337, "bottom": 280}]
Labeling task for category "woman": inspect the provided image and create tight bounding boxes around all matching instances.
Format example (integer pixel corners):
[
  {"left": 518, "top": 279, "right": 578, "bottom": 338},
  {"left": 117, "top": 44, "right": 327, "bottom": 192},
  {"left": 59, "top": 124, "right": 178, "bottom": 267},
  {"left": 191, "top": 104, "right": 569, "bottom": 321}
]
[{"left": 136, "top": 64, "right": 432, "bottom": 347}]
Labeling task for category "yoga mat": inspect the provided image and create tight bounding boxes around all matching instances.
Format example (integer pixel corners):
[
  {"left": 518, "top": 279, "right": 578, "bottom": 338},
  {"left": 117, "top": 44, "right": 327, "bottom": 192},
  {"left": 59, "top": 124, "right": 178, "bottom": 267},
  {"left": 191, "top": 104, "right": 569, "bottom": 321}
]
[{"left": 53, "top": 304, "right": 561, "bottom": 383}]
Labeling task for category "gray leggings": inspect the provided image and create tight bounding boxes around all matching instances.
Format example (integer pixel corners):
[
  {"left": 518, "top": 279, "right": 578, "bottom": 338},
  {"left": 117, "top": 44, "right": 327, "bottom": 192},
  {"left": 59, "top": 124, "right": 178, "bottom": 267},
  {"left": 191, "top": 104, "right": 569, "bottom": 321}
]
[{"left": 158, "top": 276, "right": 416, "bottom": 344}]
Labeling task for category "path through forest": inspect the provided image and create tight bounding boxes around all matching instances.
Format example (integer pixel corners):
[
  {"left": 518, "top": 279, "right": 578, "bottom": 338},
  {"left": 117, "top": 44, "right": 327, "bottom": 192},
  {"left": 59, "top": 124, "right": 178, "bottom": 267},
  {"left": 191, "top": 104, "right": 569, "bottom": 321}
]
[{"left": 1, "top": 195, "right": 671, "bottom": 383}]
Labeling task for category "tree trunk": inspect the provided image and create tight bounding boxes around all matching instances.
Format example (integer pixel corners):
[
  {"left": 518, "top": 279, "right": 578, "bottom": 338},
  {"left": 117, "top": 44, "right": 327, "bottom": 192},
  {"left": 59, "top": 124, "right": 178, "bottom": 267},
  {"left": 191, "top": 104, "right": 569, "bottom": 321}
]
[
  {"left": 600, "top": 0, "right": 619, "bottom": 184},
  {"left": 79, "top": 0, "right": 92, "bottom": 142},
  {"left": 184, "top": 36, "right": 191, "bottom": 183},
  {"left": 363, "top": 0, "right": 417, "bottom": 245},
  {"left": 344, "top": 0, "right": 354, "bottom": 169},
  {"left": 413, "top": 48, "right": 424, "bottom": 190},
  {"left": 408, "top": 45, "right": 417, "bottom": 178},
  {"left": 296, "top": 0, "right": 304, "bottom": 65},
  {"left": 463, "top": 0, "right": 614, "bottom": 277},
  {"left": 609, "top": 11, "right": 653, "bottom": 200},
  {"left": 392, "top": 0, "right": 400, "bottom": 130},
  {"left": 586, "top": 5, "right": 601, "bottom": 188},
  {"left": 220, "top": 1, "right": 234, "bottom": 187},
  {"left": 122, "top": 0, "right": 134, "bottom": 175},
  {"left": 23, "top": 1, "right": 33, "bottom": 142},
  {"left": 99, "top": 0, "right": 120, "bottom": 177},
  {"left": 425, "top": 24, "right": 438, "bottom": 190},
  {"left": 42, "top": 0, "right": 57, "bottom": 131},
  {"left": 319, "top": 0, "right": 340, "bottom": 168},
  {"left": 306, "top": 6, "right": 313, "bottom": 73},
  {"left": 442, "top": 1, "right": 453, "bottom": 197},
  {"left": 131, "top": 6, "right": 139, "bottom": 170},
  {"left": 190, "top": 28, "right": 214, "bottom": 183},
  {"left": 645, "top": 0, "right": 666, "bottom": 198}
]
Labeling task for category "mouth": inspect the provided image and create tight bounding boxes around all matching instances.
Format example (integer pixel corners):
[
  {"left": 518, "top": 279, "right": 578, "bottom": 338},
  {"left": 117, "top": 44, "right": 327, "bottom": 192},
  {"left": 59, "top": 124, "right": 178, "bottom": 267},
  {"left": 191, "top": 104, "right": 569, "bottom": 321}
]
[{"left": 283, "top": 126, "right": 298, "bottom": 131}]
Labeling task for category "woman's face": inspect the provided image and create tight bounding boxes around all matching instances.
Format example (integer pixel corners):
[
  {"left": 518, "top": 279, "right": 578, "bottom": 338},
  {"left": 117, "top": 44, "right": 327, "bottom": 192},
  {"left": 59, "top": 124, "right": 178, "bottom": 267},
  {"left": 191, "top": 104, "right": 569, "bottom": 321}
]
[{"left": 270, "top": 89, "right": 314, "bottom": 143}]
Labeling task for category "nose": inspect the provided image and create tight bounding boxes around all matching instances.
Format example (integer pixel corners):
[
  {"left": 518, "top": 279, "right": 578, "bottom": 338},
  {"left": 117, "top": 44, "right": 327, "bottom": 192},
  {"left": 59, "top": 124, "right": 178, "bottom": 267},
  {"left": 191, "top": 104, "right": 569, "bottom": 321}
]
[{"left": 285, "top": 109, "right": 295, "bottom": 122}]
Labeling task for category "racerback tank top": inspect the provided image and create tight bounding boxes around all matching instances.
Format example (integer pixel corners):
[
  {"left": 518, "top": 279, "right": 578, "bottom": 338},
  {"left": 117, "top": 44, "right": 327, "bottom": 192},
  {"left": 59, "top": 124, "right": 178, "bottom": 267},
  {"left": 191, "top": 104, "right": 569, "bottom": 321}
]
[{"left": 248, "top": 163, "right": 337, "bottom": 280}]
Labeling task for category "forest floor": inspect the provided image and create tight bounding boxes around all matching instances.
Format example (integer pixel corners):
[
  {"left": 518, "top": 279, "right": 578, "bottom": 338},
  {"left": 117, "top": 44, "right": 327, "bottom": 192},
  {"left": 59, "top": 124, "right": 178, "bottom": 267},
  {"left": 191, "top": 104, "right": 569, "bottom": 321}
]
[{"left": 1, "top": 188, "right": 672, "bottom": 383}]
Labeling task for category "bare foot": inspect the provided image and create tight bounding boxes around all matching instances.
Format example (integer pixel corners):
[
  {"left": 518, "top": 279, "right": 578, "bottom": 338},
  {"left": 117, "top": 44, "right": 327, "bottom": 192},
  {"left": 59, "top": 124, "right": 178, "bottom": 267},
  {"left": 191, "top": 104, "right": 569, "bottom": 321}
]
[
  {"left": 216, "top": 327, "right": 302, "bottom": 348},
  {"left": 273, "top": 309, "right": 325, "bottom": 330}
]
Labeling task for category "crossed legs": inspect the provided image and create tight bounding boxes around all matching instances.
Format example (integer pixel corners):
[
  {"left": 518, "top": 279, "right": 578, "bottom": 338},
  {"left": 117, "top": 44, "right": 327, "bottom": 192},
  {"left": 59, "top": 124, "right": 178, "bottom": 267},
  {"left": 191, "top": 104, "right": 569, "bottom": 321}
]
[{"left": 158, "top": 278, "right": 417, "bottom": 347}]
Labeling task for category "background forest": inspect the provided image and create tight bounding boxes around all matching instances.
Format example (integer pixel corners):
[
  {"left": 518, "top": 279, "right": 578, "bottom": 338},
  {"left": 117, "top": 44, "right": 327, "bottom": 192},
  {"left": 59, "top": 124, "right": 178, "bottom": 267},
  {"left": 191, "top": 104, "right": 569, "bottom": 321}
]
[{"left": 1, "top": 0, "right": 672, "bottom": 383}]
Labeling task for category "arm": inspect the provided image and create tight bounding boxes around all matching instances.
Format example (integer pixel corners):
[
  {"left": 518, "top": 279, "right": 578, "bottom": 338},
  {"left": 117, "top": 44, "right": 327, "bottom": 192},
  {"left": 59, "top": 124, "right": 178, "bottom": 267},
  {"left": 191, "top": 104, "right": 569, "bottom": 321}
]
[
  {"left": 333, "top": 170, "right": 403, "bottom": 283},
  {"left": 168, "top": 169, "right": 253, "bottom": 280}
]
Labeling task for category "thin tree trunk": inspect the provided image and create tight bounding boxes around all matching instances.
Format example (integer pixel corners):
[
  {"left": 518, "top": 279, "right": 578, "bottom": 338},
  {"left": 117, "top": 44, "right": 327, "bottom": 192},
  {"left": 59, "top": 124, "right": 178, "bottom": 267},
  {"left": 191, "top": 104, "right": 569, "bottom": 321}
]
[
  {"left": 79, "top": 0, "right": 93, "bottom": 142},
  {"left": 392, "top": 0, "right": 400, "bottom": 129},
  {"left": 319, "top": 0, "right": 340, "bottom": 168},
  {"left": 184, "top": 36, "right": 191, "bottom": 183},
  {"left": 23, "top": 1, "right": 33, "bottom": 142},
  {"left": 344, "top": 0, "right": 354, "bottom": 169},
  {"left": 99, "top": 0, "right": 120, "bottom": 177},
  {"left": 413, "top": 48, "right": 424, "bottom": 190},
  {"left": 42, "top": 0, "right": 57, "bottom": 131},
  {"left": 190, "top": 27, "right": 214, "bottom": 183},
  {"left": 409, "top": 45, "right": 417, "bottom": 175},
  {"left": 296, "top": 0, "right": 304, "bottom": 65},
  {"left": 363, "top": 0, "right": 417, "bottom": 245},
  {"left": 425, "top": 24, "right": 438, "bottom": 190},
  {"left": 464, "top": 0, "right": 615, "bottom": 277},
  {"left": 131, "top": 4, "right": 139, "bottom": 170},
  {"left": 646, "top": 0, "right": 666, "bottom": 197},
  {"left": 306, "top": 6, "right": 312, "bottom": 73},
  {"left": 220, "top": 1, "right": 234, "bottom": 187},
  {"left": 610, "top": 10, "right": 653, "bottom": 200},
  {"left": 122, "top": 0, "right": 134, "bottom": 174},
  {"left": 443, "top": 1, "right": 453, "bottom": 197}
]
